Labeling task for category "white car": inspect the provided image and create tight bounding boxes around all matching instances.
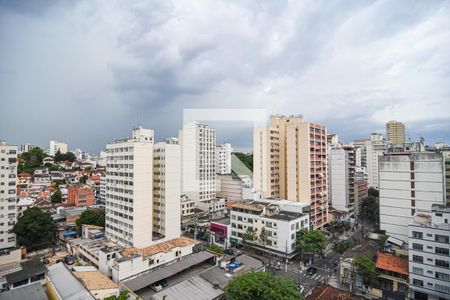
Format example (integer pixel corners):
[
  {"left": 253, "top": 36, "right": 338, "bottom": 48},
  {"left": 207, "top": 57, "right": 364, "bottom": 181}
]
[{"left": 150, "top": 283, "right": 163, "bottom": 292}]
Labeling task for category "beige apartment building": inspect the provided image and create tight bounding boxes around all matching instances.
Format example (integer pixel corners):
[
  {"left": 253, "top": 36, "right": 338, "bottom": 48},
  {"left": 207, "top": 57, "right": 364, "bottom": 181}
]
[
  {"left": 386, "top": 120, "right": 406, "bottom": 144},
  {"left": 253, "top": 115, "right": 328, "bottom": 229}
]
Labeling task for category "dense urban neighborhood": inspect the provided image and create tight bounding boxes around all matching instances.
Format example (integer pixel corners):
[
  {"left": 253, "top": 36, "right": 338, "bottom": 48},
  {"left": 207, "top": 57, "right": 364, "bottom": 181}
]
[{"left": 0, "top": 116, "right": 449, "bottom": 300}]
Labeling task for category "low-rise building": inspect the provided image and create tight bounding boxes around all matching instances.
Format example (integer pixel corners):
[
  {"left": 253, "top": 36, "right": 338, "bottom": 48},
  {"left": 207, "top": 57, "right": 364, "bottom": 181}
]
[
  {"left": 209, "top": 219, "right": 232, "bottom": 249},
  {"left": 0, "top": 282, "right": 47, "bottom": 300},
  {"left": 228, "top": 199, "right": 310, "bottom": 258},
  {"left": 375, "top": 252, "right": 409, "bottom": 299},
  {"left": 73, "top": 269, "right": 119, "bottom": 299},
  {"left": 181, "top": 195, "right": 196, "bottom": 217},
  {"left": 67, "top": 185, "right": 95, "bottom": 207},
  {"left": 408, "top": 204, "right": 450, "bottom": 300},
  {"left": 46, "top": 262, "right": 95, "bottom": 300},
  {"left": 4, "top": 260, "right": 47, "bottom": 290}
]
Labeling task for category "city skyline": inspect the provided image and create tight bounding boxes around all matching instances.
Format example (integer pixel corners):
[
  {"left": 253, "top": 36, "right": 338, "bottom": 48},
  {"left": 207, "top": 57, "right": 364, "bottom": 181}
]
[{"left": 1, "top": 0, "right": 450, "bottom": 152}]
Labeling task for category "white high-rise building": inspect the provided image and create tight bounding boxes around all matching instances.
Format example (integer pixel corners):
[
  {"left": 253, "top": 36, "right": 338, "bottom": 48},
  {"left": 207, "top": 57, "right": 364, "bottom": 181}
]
[
  {"left": 215, "top": 143, "right": 232, "bottom": 174},
  {"left": 329, "top": 146, "right": 356, "bottom": 216},
  {"left": 153, "top": 142, "right": 181, "bottom": 241},
  {"left": 19, "top": 144, "right": 34, "bottom": 154},
  {"left": 179, "top": 122, "right": 216, "bottom": 204},
  {"left": 105, "top": 127, "right": 154, "bottom": 248},
  {"left": 379, "top": 152, "right": 445, "bottom": 243},
  {"left": 49, "top": 140, "right": 68, "bottom": 156},
  {"left": 408, "top": 204, "right": 450, "bottom": 300},
  {"left": 0, "top": 140, "right": 18, "bottom": 250},
  {"left": 366, "top": 133, "right": 386, "bottom": 189}
]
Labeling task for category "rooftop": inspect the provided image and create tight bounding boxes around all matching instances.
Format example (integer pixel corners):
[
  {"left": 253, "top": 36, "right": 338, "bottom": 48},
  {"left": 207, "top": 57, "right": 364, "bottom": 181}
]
[
  {"left": 5, "top": 260, "right": 47, "bottom": 285},
  {"left": 228, "top": 202, "right": 264, "bottom": 212},
  {"left": 47, "top": 262, "right": 95, "bottom": 300},
  {"left": 0, "top": 282, "right": 47, "bottom": 300},
  {"left": 123, "top": 251, "right": 215, "bottom": 292},
  {"left": 121, "top": 236, "right": 198, "bottom": 258},
  {"left": 74, "top": 270, "right": 118, "bottom": 291},
  {"left": 342, "top": 239, "right": 379, "bottom": 260},
  {"left": 306, "top": 284, "right": 364, "bottom": 300},
  {"left": 266, "top": 210, "right": 305, "bottom": 221},
  {"left": 376, "top": 253, "right": 408, "bottom": 276}
]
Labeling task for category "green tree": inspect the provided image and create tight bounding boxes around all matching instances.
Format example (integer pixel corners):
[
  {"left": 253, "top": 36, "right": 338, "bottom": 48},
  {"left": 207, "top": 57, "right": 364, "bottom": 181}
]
[
  {"left": 76, "top": 209, "right": 105, "bottom": 231},
  {"left": 104, "top": 291, "right": 129, "bottom": 300},
  {"left": 18, "top": 147, "right": 46, "bottom": 174},
  {"left": 354, "top": 255, "right": 377, "bottom": 288},
  {"left": 208, "top": 243, "right": 224, "bottom": 254},
  {"left": 233, "top": 152, "right": 253, "bottom": 171},
  {"left": 368, "top": 187, "right": 379, "bottom": 198},
  {"left": 51, "top": 189, "right": 62, "bottom": 204},
  {"left": 243, "top": 227, "right": 256, "bottom": 242},
  {"left": 225, "top": 271, "right": 302, "bottom": 300},
  {"left": 259, "top": 227, "right": 267, "bottom": 245},
  {"left": 296, "top": 229, "right": 326, "bottom": 255},
  {"left": 79, "top": 175, "right": 88, "bottom": 184},
  {"left": 54, "top": 150, "right": 76, "bottom": 162},
  {"left": 333, "top": 240, "right": 352, "bottom": 254},
  {"left": 13, "top": 208, "right": 56, "bottom": 250}
]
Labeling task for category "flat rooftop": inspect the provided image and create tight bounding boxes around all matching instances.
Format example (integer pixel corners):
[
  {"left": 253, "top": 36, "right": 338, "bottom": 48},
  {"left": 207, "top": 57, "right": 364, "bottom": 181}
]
[
  {"left": 74, "top": 270, "right": 118, "bottom": 291},
  {"left": 266, "top": 210, "right": 306, "bottom": 221},
  {"left": 121, "top": 236, "right": 198, "bottom": 258}
]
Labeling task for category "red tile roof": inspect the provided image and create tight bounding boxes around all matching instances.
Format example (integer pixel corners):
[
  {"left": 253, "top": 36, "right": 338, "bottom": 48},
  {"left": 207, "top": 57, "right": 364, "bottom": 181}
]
[
  {"left": 307, "top": 285, "right": 364, "bottom": 300},
  {"left": 376, "top": 252, "right": 408, "bottom": 276}
]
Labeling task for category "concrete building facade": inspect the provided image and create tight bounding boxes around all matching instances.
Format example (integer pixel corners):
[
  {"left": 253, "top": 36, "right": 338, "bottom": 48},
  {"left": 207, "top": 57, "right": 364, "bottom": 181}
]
[
  {"left": 379, "top": 152, "right": 445, "bottom": 243},
  {"left": 329, "top": 146, "right": 356, "bottom": 216},
  {"left": 105, "top": 127, "right": 154, "bottom": 248},
  {"left": 0, "top": 140, "right": 17, "bottom": 250},
  {"left": 152, "top": 143, "right": 181, "bottom": 242},
  {"left": 408, "top": 205, "right": 450, "bottom": 300},
  {"left": 215, "top": 143, "right": 232, "bottom": 175},
  {"left": 179, "top": 122, "right": 216, "bottom": 204},
  {"left": 366, "top": 133, "right": 386, "bottom": 189},
  {"left": 49, "top": 140, "right": 68, "bottom": 156},
  {"left": 253, "top": 115, "right": 328, "bottom": 229}
]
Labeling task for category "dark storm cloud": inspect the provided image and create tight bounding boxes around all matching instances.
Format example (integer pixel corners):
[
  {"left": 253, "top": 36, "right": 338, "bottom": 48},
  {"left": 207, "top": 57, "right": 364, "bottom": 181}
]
[{"left": 1, "top": 0, "right": 449, "bottom": 152}]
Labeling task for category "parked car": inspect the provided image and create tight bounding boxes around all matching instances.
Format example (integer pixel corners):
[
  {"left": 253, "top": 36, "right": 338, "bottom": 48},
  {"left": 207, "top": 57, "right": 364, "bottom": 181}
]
[
  {"left": 158, "top": 279, "right": 168, "bottom": 287},
  {"left": 224, "top": 248, "right": 234, "bottom": 255},
  {"left": 64, "top": 255, "right": 74, "bottom": 265},
  {"left": 150, "top": 283, "right": 163, "bottom": 292},
  {"left": 306, "top": 267, "right": 317, "bottom": 276}
]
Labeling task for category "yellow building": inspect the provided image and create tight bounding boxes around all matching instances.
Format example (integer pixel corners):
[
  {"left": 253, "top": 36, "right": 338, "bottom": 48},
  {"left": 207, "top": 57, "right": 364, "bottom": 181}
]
[
  {"left": 253, "top": 115, "right": 328, "bottom": 229},
  {"left": 386, "top": 120, "right": 405, "bottom": 144}
]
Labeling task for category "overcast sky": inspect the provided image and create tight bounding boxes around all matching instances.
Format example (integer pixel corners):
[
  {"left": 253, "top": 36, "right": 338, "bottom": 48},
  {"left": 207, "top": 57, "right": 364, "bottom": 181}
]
[{"left": 1, "top": 0, "right": 449, "bottom": 153}]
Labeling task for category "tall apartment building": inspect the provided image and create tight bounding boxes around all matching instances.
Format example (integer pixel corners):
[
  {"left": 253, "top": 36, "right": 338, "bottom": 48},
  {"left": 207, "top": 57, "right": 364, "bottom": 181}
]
[
  {"left": 353, "top": 139, "right": 369, "bottom": 168},
  {"left": 105, "top": 127, "right": 154, "bottom": 248},
  {"left": 253, "top": 115, "right": 328, "bottom": 229},
  {"left": 379, "top": 152, "right": 445, "bottom": 243},
  {"left": 366, "top": 133, "right": 386, "bottom": 189},
  {"left": 153, "top": 142, "right": 181, "bottom": 241},
  {"left": 329, "top": 146, "right": 356, "bottom": 216},
  {"left": 215, "top": 143, "right": 232, "bottom": 174},
  {"left": 49, "top": 140, "right": 68, "bottom": 156},
  {"left": 179, "top": 122, "right": 216, "bottom": 203},
  {"left": 408, "top": 204, "right": 450, "bottom": 300},
  {"left": 386, "top": 120, "right": 406, "bottom": 145},
  {"left": 443, "top": 151, "right": 450, "bottom": 203},
  {"left": 0, "top": 140, "right": 18, "bottom": 250}
]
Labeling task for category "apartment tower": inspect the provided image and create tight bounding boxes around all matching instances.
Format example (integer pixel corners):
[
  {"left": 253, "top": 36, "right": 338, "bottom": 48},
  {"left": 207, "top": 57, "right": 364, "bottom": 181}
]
[
  {"left": 179, "top": 122, "right": 216, "bottom": 204},
  {"left": 0, "top": 140, "right": 17, "bottom": 250},
  {"left": 386, "top": 120, "right": 406, "bottom": 144},
  {"left": 379, "top": 152, "right": 445, "bottom": 243},
  {"left": 215, "top": 143, "right": 232, "bottom": 175},
  {"left": 105, "top": 127, "right": 154, "bottom": 248},
  {"left": 253, "top": 115, "right": 328, "bottom": 229},
  {"left": 329, "top": 145, "right": 356, "bottom": 216},
  {"left": 153, "top": 142, "right": 181, "bottom": 241}
]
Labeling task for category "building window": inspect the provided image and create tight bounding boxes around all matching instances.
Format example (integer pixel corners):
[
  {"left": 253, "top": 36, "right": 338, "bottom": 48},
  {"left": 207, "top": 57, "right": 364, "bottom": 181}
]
[
  {"left": 435, "top": 284, "right": 450, "bottom": 294},
  {"left": 435, "top": 259, "right": 449, "bottom": 269},
  {"left": 412, "top": 267, "right": 423, "bottom": 275},
  {"left": 410, "top": 172, "right": 415, "bottom": 180},
  {"left": 411, "top": 181, "right": 415, "bottom": 189},
  {"left": 435, "top": 235, "right": 449, "bottom": 243},
  {"left": 435, "top": 272, "right": 450, "bottom": 282},
  {"left": 411, "top": 199, "right": 415, "bottom": 207},
  {"left": 436, "top": 247, "right": 450, "bottom": 256},
  {"left": 412, "top": 255, "right": 423, "bottom": 263},
  {"left": 411, "top": 191, "right": 415, "bottom": 198},
  {"left": 412, "top": 243, "right": 423, "bottom": 251},
  {"left": 412, "top": 279, "right": 423, "bottom": 287}
]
